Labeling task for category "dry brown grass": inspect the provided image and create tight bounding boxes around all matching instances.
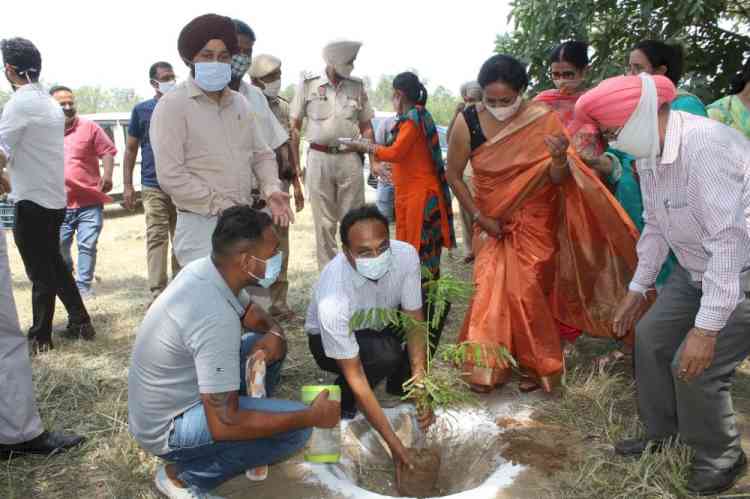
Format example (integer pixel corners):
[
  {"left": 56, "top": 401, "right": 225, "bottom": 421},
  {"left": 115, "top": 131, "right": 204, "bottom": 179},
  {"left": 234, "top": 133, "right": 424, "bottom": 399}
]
[{"left": 3, "top": 204, "right": 750, "bottom": 498}]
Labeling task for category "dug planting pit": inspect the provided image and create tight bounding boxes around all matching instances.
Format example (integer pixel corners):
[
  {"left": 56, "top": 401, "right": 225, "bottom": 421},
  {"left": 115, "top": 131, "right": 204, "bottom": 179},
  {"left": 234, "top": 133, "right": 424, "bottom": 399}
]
[{"left": 302, "top": 404, "right": 528, "bottom": 498}]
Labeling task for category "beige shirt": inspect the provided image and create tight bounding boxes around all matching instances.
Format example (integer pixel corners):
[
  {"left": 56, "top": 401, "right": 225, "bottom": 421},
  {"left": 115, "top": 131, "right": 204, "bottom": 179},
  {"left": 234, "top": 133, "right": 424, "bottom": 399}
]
[
  {"left": 290, "top": 72, "right": 374, "bottom": 145},
  {"left": 238, "top": 80, "right": 289, "bottom": 150},
  {"left": 151, "top": 78, "right": 280, "bottom": 216},
  {"left": 269, "top": 97, "right": 291, "bottom": 134}
]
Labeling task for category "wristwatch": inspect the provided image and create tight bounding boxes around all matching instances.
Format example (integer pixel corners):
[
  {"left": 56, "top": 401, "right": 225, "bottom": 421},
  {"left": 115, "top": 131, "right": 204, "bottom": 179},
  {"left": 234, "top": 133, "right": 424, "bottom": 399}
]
[{"left": 693, "top": 328, "right": 719, "bottom": 338}]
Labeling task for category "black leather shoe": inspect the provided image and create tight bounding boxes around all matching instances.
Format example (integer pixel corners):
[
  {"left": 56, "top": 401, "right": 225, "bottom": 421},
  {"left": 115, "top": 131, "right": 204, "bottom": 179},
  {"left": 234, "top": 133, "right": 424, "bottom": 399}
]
[
  {"left": 0, "top": 431, "right": 85, "bottom": 458},
  {"left": 687, "top": 451, "right": 748, "bottom": 496},
  {"left": 614, "top": 437, "right": 674, "bottom": 457},
  {"left": 59, "top": 321, "right": 96, "bottom": 341}
]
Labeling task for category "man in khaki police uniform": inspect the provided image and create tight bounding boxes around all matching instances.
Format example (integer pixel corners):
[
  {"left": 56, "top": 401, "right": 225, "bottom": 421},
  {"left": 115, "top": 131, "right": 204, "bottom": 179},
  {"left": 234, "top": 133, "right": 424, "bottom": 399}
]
[
  {"left": 290, "top": 40, "right": 375, "bottom": 270},
  {"left": 250, "top": 54, "right": 305, "bottom": 319}
]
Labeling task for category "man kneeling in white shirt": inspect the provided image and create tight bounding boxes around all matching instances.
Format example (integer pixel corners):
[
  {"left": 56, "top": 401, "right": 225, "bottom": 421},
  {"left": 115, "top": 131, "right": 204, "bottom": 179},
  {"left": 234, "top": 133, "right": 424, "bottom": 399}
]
[{"left": 305, "top": 204, "right": 435, "bottom": 485}]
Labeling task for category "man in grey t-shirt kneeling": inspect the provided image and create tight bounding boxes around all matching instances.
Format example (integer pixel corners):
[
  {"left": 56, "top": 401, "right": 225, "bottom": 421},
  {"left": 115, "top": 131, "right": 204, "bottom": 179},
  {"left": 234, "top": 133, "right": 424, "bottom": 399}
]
[{"left": 128, "top": 206, "right": 339, "bottom": 499}]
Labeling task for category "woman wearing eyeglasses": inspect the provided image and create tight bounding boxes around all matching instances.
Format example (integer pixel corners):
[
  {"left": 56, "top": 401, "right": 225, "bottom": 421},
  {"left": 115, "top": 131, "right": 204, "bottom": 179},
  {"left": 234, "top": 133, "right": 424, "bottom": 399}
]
[
  {"left": 534, "top": 41, "right": 615, "bottom": 181},
  {"left": 534, "top": 41, "right": 616, "bottom": 353}
]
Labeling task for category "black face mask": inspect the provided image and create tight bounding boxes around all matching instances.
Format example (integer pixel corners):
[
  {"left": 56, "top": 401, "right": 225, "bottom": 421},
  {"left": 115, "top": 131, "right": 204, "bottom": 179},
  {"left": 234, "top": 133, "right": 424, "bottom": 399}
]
[{"left": 63, "top": 107, "right": 76, "bottom": 118}]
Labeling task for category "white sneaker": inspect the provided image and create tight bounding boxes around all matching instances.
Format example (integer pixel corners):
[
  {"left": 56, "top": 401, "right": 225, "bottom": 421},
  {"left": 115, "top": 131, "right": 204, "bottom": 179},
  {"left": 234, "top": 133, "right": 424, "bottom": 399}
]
[{"left": 154, "top": 466, "right": 225, "bottom": 499}]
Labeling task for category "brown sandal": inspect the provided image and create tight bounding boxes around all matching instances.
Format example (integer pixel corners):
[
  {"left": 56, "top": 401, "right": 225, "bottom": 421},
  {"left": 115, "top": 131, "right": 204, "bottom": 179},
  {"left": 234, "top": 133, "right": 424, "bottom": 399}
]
[
  {"left": 519, "top": 375, "right": 541, "bottom": 393},
  {"left": 469, "top": 383, "right": 494, "bottom": 394}
]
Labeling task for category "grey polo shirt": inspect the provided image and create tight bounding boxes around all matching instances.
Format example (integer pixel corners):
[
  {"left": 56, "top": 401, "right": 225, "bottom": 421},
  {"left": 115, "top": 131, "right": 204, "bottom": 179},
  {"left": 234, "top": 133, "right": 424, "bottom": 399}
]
[{"left": 128, "top": 257, "right": 248, "bottom": 456}]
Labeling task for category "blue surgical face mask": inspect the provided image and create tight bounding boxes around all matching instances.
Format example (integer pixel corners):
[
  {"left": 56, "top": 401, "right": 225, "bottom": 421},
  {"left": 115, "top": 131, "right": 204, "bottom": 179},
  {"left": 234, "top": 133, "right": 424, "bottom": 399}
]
[
  {"left": 193, "top": 62, "right": 231, "bottom": 92},
  {"left": 247, "top": 251, "right": 283, "bottom": 288},
  {"left": 353, "top": 248, "right": 392, "bottom": 281}
]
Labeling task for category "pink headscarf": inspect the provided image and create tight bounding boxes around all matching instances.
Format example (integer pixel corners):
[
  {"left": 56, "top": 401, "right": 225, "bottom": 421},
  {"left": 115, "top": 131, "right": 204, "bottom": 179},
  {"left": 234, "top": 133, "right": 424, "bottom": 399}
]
[{"left": 572, "top": 75, "right": 677, "bottom": 132}]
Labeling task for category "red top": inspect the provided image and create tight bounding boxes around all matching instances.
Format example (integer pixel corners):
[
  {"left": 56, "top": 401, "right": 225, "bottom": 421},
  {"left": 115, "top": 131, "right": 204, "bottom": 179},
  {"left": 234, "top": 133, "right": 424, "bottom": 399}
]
[{"left": 63, "top": 117, "right": 117, "bottom": 208}]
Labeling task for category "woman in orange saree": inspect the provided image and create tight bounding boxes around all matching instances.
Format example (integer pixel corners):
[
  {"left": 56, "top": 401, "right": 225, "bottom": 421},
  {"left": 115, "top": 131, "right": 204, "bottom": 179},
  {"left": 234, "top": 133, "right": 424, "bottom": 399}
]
[{"left": 447, "top": 55, "right": 641, "bottom": 393}]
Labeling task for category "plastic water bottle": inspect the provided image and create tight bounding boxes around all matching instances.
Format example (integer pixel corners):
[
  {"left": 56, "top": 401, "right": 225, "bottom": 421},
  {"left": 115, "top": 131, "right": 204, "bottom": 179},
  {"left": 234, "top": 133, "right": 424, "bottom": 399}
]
[{"left": 301, "top": 385, "right": 341, "bottom": 463}]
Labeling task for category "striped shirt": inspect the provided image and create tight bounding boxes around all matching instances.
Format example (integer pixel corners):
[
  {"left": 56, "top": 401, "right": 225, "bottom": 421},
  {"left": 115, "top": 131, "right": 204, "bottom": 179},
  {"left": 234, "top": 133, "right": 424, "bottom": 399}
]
[
  {"left": 305, "top": 240, "right": 423, "bottom": 359},
  {"left": 630, "top": 111, "right": 750, "bottom": 331}
]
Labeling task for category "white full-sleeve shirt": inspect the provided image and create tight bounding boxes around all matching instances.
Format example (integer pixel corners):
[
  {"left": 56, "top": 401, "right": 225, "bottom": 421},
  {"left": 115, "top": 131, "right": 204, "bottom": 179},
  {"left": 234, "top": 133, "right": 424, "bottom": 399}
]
[
  {"left": 630, "top": 111, "right": 750, "bottom": 331},
  {"left": 0, "top": 83, "right": 66, "bottom": 209}
]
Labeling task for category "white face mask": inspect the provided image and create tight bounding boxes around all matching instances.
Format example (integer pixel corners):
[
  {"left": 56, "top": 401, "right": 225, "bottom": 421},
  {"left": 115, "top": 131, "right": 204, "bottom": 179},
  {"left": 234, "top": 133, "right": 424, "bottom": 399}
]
[
  {"left": 262, "top": 79, "right": 282, "bottom": 98},
  {"left": 484, "top": 96, "right": 522, "bottom": 122},
  {"left": 610, "top": 73, "right": 660, "bottom": 160},
  {"left": 157, "top": 80, "right": 176, "bottom": 95},
  {"left": 333, "top": 63, "right": 354, "bottom": 79},
  {"left": 352, "top": 248, "right": 392, "bottom": 281}
]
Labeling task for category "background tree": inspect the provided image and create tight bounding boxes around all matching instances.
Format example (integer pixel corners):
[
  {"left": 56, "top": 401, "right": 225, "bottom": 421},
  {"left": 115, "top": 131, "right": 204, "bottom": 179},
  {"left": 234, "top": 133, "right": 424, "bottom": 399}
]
[
  {"left": 496, "top": 0, "right": 750, "bottom": 102},
  {"left": 427, "top": 85, "right": 460, "bottom": 127},
  {"left": 1, "top": 85, "right": 141, "bottom": 114},
  {"left": 70, "top": 86, "right": 142, "bottom": 114}
]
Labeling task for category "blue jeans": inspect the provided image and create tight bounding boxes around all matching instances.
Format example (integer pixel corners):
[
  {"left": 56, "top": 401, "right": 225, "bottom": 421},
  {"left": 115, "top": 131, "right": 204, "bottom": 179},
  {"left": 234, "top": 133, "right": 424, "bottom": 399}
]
[
  {"left": 59, "top": 205, "right": 103, "bottom": 292},
  {"left": 376, "top": 180, "right": 394, "bottom": 222},
  {"left": 159, "top": 333, "right": 312, "bottom": 492}
]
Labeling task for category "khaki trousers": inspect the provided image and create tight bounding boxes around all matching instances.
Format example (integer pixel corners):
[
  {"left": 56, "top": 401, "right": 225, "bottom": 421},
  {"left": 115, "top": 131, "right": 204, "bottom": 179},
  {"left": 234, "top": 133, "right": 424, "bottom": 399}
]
[
  {"left": 142, "top": 187, "right": 180, "bottom": 298},
  {"left": 305, "top": 150, "right": 364, "bottom": 270}
]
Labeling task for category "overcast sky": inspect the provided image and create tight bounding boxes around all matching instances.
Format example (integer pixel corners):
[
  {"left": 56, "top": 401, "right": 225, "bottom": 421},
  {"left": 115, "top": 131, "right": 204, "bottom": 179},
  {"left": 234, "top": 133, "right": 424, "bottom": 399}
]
[{"left": 2, "top": 0, "right": 511, "bottom": 102}]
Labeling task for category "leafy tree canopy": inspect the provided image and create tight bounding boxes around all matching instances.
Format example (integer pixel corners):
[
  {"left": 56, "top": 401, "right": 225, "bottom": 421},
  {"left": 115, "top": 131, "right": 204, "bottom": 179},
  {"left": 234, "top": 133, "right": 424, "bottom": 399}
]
[{"left": 495, "top": 0, "right": 750, "bottom": 102}]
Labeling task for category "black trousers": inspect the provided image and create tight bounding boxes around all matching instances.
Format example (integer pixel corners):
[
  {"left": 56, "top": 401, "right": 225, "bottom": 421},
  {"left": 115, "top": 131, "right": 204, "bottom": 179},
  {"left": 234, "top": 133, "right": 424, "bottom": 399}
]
[
  {"left": 12, "top": 200, "right": 89, "bottom": 342},
  {"left": 308, "top": 300, "right": 450, "bottom": 414},
  {"left": 309, "top": 328, "right": 409, "bottom": 414}
]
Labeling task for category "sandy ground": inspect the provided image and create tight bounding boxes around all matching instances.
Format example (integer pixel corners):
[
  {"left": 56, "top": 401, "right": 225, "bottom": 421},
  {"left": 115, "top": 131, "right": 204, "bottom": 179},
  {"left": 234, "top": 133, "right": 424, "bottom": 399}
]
[{"left": 3, "top": 200, "right": 750, "bottom": 498}]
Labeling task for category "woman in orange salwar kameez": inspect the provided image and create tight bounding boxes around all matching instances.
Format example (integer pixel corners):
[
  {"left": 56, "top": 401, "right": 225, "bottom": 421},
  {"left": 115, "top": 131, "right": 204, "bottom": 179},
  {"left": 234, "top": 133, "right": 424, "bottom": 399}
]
[
  {"left": 447, "top": 55, "right": 640, "bottom": 393},
  {"left": 349, "top": 71, "right": 455, "bottom": 351}
]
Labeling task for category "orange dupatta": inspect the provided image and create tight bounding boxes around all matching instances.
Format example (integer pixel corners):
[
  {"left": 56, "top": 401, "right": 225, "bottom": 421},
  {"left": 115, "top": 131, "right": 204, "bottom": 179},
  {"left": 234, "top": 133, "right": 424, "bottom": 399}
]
[{"left": 457, "top": 103, "right": 639, "bottom": 387}]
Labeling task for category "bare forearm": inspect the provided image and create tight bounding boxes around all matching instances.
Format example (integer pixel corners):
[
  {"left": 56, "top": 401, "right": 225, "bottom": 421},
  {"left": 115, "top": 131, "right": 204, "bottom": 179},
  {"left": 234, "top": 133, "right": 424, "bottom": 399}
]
[
  {"left": 102, "top": 156, "right": 115, "bottom": 179},
  {"left": 286, "top": 143, "right": 300, "bottom": 178},
  {"left": 204, "top": 392, "right": 312, "bottom": 441},
  {"left": 243, "top": 302, "right": 282, "bottom": 333},
  {"left": 290, "top": 124, "right": 302, "bottom": 171},
  {"left": 361, "top": 125, "right": 376, "bottom": 168},
  {"left": 348, "top": 374, "right": 401, "bottom": 449},
  {"left": 123, "top": 146, "right": 138, "bottom": 186},
  {"left": 405, "top": 327, "right": 428, "bottom": 377},
  {"left": 447, "top": 170, "right": 478, "bottom": 216}
]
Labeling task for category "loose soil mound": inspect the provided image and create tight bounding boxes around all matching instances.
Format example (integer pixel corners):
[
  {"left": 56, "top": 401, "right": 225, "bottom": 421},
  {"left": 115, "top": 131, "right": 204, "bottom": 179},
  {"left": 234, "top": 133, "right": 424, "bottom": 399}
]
[
  {"left": 497, "top": 420, "right": 583, "bottom": 475},
  {"left": 397, "top": 447, "right": 441, "bottom": 498}
]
